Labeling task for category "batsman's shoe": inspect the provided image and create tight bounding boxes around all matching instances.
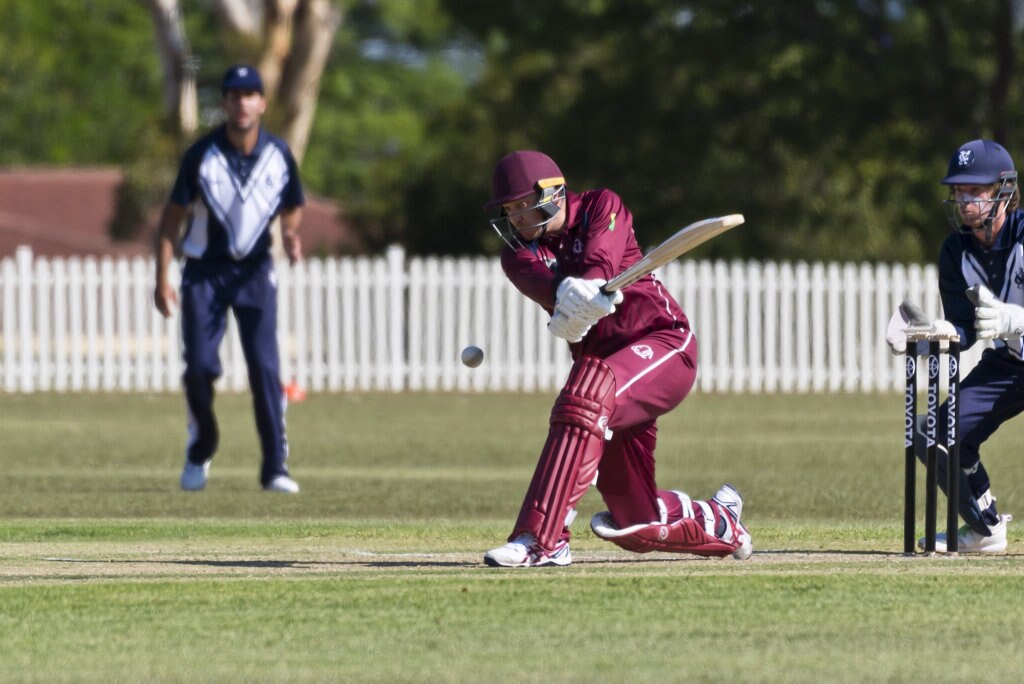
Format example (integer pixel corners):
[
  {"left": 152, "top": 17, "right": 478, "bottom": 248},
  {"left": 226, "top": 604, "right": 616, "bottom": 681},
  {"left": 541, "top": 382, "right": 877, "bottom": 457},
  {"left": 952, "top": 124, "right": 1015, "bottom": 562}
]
[
  {"left": 920, "top": 514, "right": 1013, "bottom": 553},
  {"left": 712, "top": 484, "right": 753, "bottom": 560},
  {"left": 264, "top": 475, "right": 300, "bottom": 493},
  {"left": 483, "top": 533, "right": 572, "bottom": 568},
  {"left": 712, "top": 483, "right": 744, "bottom": 522},
  {"left": 180, "top": 459, "right": 210, "bottom": 491}
]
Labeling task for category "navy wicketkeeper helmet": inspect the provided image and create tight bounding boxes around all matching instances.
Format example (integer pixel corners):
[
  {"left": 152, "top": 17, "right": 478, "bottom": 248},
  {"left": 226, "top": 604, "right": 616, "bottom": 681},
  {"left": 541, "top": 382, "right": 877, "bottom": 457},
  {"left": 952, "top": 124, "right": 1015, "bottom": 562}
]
[{"left": 941, "top": 139, "right": 1018, "bottom": 235}]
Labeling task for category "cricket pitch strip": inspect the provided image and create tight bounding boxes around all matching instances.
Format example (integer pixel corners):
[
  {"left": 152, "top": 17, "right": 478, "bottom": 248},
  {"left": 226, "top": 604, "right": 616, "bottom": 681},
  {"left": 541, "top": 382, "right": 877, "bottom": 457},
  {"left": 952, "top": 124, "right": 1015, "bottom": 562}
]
[{"left": 4, "top": 540, "right": 1023, "bottom": 585}]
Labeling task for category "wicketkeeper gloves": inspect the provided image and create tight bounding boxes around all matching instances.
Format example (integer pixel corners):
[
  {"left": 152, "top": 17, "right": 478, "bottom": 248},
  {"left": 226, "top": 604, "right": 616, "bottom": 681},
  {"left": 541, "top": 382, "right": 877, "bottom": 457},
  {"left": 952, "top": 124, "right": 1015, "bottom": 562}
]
[
  {"left": 971, "top": 284, "right": 1024, "bottom": 340},
  {"left": 885, "top": 305, "right": 956, "bottom": 355}
]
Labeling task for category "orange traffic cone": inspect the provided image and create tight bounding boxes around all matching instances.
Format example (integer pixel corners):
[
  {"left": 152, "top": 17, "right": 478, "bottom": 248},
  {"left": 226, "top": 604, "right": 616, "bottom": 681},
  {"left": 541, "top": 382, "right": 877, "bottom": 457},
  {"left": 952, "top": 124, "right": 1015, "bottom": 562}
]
[{"left": 284, "top": 380, "right": 307, "bottom": 403}]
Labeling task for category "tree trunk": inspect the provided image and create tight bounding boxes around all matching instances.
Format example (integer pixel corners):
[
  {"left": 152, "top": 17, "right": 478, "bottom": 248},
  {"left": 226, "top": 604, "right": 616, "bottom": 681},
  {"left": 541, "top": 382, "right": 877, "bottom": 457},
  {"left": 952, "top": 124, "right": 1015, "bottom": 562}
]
[
  {"left": 274, "top": 0, "right": 342, "bottom": 163},
  {"left": 257, "top": 0, "right": 300, "bottom": 100},
  {"left": 145, "top": 0, "right": 198, "bottom": 136},
  {"left": 146, "top": 0, "right": 340, "bottom": 159}
]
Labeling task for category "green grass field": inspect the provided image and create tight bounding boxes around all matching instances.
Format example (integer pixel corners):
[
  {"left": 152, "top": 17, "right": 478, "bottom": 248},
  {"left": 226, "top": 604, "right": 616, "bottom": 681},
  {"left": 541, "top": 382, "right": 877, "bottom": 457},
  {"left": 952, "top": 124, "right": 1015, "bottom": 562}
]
[{"left": 2, "top": 391, "right": 1024, "bottom": 682}]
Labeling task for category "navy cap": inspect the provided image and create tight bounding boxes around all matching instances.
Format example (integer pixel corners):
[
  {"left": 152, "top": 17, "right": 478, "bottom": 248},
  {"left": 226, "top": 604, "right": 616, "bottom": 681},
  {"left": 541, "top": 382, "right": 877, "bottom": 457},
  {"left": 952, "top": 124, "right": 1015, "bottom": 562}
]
[
  {"left": 221, "top": 65, "right": 264, "bottom": 94},
  {"left": 942, "top": 139, "right": 1015, "bottom": 185}
]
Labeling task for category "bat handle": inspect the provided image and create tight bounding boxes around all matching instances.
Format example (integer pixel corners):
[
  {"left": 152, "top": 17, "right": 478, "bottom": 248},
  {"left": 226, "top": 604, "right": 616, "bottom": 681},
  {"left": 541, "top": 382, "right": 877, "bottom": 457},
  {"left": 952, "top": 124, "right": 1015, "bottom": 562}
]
[{"left": 600, "top": 279, "right": 624, "bottom": 296}]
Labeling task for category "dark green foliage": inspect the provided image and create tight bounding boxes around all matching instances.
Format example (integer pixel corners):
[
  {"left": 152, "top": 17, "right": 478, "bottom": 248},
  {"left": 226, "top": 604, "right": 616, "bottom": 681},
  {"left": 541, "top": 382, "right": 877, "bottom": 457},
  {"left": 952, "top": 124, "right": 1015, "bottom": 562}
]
[
  {"left": 399, "top": 0, "right": 1021, "bottom": 260},
  {"left": 4, "top": 0, "right": 1024, "bottom": 261},
  {"left": 0, "top": 0, "right": 162, "bottom": 165}
]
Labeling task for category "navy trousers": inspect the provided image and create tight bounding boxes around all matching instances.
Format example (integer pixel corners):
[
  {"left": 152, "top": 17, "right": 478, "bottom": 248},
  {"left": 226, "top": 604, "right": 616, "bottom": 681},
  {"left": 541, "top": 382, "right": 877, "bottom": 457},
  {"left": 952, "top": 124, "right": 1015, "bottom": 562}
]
[
  {"left": 180, "top": 254, "right": 289, "bottom": 486},
  {"left": 937, "top": 348, "right": 1024, "bottom": 526}
]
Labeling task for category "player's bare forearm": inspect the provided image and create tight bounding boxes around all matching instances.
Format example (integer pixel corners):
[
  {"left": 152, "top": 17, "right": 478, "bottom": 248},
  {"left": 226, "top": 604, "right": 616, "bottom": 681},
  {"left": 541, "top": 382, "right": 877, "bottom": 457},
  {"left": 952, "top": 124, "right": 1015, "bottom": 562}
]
[
  {"left": 154, "top": 202, "right": 185, "bottom": 318},
  {"left": 280, "top": 207, "right": 303, "bottom": 264}
]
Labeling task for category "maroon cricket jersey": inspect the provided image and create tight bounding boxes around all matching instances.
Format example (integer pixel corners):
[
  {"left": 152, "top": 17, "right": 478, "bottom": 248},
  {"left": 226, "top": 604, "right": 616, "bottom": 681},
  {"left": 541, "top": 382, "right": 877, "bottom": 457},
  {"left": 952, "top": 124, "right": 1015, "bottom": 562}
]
[{"left": 501, "top": 189, "right": 691, "bottom": 359}]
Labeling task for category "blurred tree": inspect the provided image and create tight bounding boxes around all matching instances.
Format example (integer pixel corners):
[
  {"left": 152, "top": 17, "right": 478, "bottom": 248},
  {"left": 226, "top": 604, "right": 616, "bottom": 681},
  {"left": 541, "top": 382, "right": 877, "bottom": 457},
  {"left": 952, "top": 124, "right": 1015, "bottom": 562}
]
[
  {"left": 394, "top": 0, "right": 1024, "bottom": 262},
  {"left": 0, "top": 1, "right": 161, "bottom": 165},
  {"left": 144, "top": 0, "right": 341, "bottom": 164},
  {"left": 123, "top": 0, "right": 340, "bottom": 242},
  {"left": 3, "top": 0, "right": 1024, "bottom": 261},
  {"left": 303, "top": 0, "right": 476, "bottom": 250}
]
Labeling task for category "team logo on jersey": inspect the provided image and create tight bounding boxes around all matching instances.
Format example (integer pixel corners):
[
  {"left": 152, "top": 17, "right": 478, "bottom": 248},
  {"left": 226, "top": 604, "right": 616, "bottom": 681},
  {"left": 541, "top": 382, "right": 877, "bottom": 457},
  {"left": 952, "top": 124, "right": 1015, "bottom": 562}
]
[
  {"left": 608, "top": 212, "right": 617, "bottom": 232},
  {"left": 1015, "top": 268, "right": 1024, "bottom": 288},
  {"left": 631, "top": 344, "right": 654, "bottom": 359},
  {"left": 958, "top": 149, "right": 975, "bottom": 167},
  {"left": 572, "top": 238, "right": 583, "bottom": 255}
]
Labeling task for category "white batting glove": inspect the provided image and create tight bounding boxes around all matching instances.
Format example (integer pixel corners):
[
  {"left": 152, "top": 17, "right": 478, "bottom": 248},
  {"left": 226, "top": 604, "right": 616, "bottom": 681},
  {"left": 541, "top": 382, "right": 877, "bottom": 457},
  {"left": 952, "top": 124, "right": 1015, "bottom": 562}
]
[
  {"left": 547, "top": 309, "right": 593, "bottom": 343},
  {"left": 555, "top": 277, "right": 624, "bottom": 321},
  {"left": 973, "top": 284, "right": 1024, "bottom": 340}
]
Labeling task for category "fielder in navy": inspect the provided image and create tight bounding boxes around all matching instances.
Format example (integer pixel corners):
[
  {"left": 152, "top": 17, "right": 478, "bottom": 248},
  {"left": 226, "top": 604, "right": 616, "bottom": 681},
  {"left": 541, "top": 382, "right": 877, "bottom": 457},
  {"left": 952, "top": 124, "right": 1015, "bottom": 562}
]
[
  {"left": 154, "top": 65, "right": 304, "bottom": 494},
  {"left": 481, "top": 150, "right": 752, "bottom": 567},
  {"left": 887, "top": 139, "right": 1019, "bottom": 552}
]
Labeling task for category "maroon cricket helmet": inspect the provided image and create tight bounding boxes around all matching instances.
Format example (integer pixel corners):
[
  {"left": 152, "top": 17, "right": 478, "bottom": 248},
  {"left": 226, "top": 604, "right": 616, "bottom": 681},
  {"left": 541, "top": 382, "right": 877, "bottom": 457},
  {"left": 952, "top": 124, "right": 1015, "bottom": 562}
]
[{"left": 485, "top": 150, "right": 566, "bottom": 209}]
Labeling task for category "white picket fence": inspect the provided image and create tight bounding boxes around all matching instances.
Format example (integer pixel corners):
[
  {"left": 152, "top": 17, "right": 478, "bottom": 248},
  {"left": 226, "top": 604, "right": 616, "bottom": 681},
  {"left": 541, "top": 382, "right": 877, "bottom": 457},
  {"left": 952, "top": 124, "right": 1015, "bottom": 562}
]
[{"left": 0, "top": 245, "right": 982, "bottom": 394}]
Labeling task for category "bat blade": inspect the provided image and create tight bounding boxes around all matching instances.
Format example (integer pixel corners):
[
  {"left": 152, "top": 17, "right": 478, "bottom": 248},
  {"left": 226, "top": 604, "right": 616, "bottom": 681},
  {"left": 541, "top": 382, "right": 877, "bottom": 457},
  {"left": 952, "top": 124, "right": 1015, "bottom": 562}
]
[{"left": 603, "top": 214, "right": 744, "bottom": 293}]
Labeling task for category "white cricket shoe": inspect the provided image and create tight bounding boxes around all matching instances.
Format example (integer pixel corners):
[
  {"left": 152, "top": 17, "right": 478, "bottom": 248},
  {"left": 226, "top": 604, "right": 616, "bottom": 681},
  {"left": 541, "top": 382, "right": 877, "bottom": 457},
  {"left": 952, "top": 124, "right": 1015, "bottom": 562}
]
[
  {"left": 919, "top": 514, "right": 1013, "bottom": 553},
  {"left": 180, "top": 459, "right": 210, "bottom": 491},
  {"left": 483, "top": 533, "right": 572, "bottom": 568},
  {"left": 712, "top": 484, "right": 753, "bottom": 560},
  {"left": 264, "top": 475, "right": 300, "bottom": 493}
]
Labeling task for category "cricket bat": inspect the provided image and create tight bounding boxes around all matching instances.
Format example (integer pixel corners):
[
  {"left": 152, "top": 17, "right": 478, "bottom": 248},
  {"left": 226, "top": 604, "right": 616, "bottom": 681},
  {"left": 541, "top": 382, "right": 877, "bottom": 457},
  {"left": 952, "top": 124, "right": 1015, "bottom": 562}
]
[{"left": 602, "top": 214, "right": 745, "bottom": 294}]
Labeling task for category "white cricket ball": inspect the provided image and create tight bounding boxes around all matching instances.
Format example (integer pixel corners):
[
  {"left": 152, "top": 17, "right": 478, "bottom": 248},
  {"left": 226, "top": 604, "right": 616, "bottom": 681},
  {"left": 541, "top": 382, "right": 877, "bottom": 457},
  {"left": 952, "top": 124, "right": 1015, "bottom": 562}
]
[{"left": 461, "top": 345, "right": 484, "bottom": 368}]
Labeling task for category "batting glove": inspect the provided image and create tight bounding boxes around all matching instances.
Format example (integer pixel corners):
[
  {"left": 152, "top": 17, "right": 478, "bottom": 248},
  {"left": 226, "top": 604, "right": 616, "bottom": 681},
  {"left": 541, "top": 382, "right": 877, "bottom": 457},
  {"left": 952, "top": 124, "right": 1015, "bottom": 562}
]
[
  {"left": 973, "top": 284, "right": 1024, "bottom": 340},
  {"left": 547, "top": 308, "right": 593, "bottom": 343},
  {"left": 555, "top": 277, "right": 624, "bottom": 321}
]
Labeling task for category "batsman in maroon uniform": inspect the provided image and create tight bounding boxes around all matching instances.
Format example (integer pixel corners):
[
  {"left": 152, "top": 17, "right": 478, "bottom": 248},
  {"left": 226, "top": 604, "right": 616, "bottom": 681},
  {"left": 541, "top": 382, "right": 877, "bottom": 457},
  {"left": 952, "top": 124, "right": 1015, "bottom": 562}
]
[{"left": 482, "top": 150, "right": 753, "bottom": 567}]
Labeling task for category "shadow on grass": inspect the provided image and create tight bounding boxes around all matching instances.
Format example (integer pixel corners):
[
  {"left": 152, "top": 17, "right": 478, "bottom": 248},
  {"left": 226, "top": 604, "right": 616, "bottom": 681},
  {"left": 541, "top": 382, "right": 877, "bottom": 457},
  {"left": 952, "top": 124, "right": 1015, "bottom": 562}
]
[
  {"left": 41, "top": 550, "right": 1024, "bottom": 571},
  {"left": 42, "top": 557, "right": 474, "bottom": 569},
  {"left": 754, "top": 549, "right": 896, "bottom": 556}
]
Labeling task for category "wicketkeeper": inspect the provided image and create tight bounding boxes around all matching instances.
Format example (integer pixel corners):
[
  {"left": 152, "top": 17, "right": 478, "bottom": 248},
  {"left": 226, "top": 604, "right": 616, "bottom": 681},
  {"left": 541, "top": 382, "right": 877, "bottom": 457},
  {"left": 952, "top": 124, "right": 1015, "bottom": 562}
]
[
  {"left": 482, "top": 150, "right": 752, "bottom": 567},
  {"left": 886, "top": 139, "right": 1018, "bottom": 552}
]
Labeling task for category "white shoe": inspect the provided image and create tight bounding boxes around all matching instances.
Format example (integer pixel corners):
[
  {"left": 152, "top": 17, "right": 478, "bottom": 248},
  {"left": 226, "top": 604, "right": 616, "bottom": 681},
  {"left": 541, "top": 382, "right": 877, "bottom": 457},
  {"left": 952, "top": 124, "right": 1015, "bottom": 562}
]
[
  {"left": 264, "top": 475, "right": 300, "bottom": 493},
  {"left": 712, "top": 484, "right": 753, "bottom": 560},
  {"left": 484, "top": 533, "right": 572, "bottom": 568},
  {"left": 713, "top": 483, "right": 743, "bottom": 521},
  {"left": 919, "top": 514, "right": 1012, "bottom": 553},
  {"left": 180, "top": 460, "right": 210, "bottom": 491}
]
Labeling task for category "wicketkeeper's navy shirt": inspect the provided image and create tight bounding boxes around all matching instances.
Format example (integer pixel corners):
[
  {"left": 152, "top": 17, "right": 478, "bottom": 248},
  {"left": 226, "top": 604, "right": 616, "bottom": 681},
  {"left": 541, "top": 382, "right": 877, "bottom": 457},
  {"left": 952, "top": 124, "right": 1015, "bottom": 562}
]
[
  {"left": 939, "top": 208, "right": 1024, "bottom": 361},
  {"left": 170, "top": 125, "right": 304, "bottom": 261}
]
